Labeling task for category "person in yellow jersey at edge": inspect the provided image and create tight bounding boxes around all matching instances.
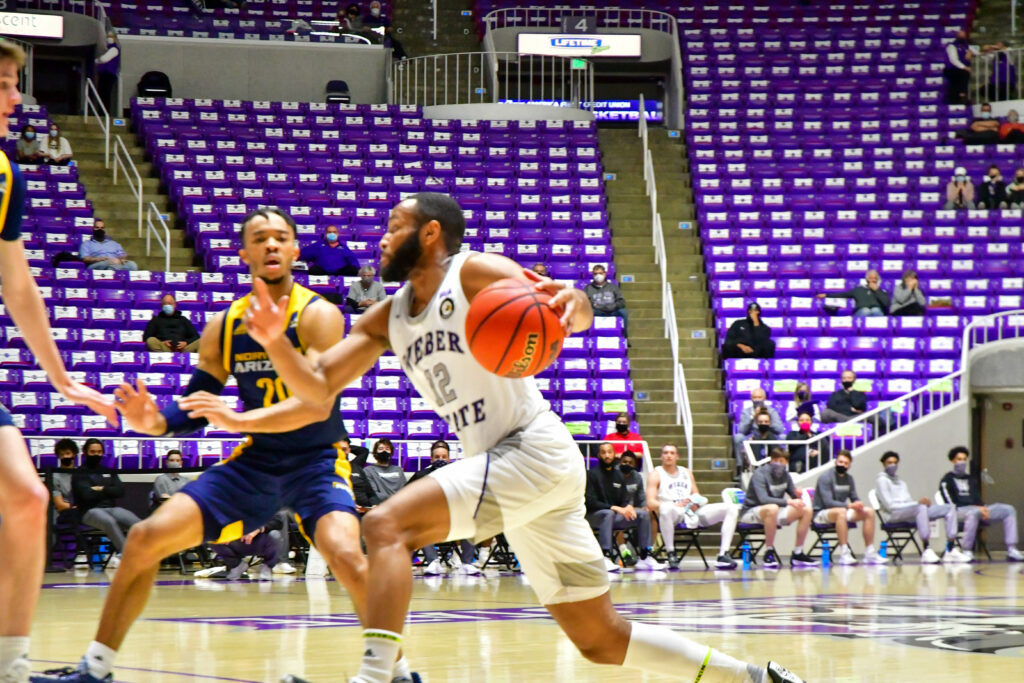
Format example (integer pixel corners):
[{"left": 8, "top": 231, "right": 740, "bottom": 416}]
[{"left": 33, "top": 208, "right": 420, "bottom": 683}]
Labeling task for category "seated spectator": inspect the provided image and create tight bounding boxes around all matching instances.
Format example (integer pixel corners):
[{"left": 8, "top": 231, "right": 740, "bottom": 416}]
[
  {"left": 80, "top": 219, "right": 138, "bottom": 271},
  {"left": 944, "top": 167, "right": 977, "bottom": 209},
  {"left": 785, "top": 412, "right": 829, "bottom": 474},
  {"left": 821, "top": 370, "right": 866, "bottom": 423},
  {"left": 51, "top": 439, "right": 87, "bottom": 560},
  {"left": 305, "top": 225, "right": 360, "bottom": 277},
  {"left": 721, "top": 302, "right": 775, "bottom": 360},
  {"left": 603, "top": 412, "right": 643, "bottom": 456},
  {"left": 742, "top": 409, "right": 785, "bottom": 469},
  {"left": 42, "top": 122, "right": 73, "bottom": 165},
  {"left": 15, "top": 124, "right": 43, "bottom": 164},
  {"left": 362, "top": 438, "right": 405, "bottom": 506},
  {"left": 412, "top": 441, "right": 480, "bottom": 576},
  {"left": 618, "top": 450, "right": 644, "bottom": 507},
  {"left": 965, "top": 103, "right": 1002, "bottom": 141},
  {"left": 889, "top": 269, "right": 926, "bottom": 316},
  {"left": 586, "top": 442, "right": 664, "bottom": 572},
  {"left": 739, "top": 448, "right": 815, "bottom": 569},
  {"left": 209, "top": 514, "right": 286, "bottom": 580},
  {"left": 646, "top": 443, "right": 738, "bottom": 570},
  {"left": 812, "top": 450, "right": 887, "bottom": 565},
  {"left": 1007, "top": 168, "right": 1024, "bottom": 209},
  {"left": 341, "top": 435, "right": 373, "bottom": 514},
  {"left": 875, "top": 451, "right": 960, "bottom": 564},
  {"left": 939, "top": 446, "right": 1023, "bottom": 562},
  {"left": 363, "top": 0, "right": 408, "bottom": 60},
  {"left": 531, "top": 263, "right": 548, "bottom": 278},
  {"left": 977, "top": 164, "right": 1008, "bottom": 210},
  {"left": 783, "top": 382, "right": 816, "bottom": 423},
  {"left": 943, "top": 30, "right": 972, "bottom": 105},
  {"left": 339, "top": 3, "right": 365, "bottom": 34},
  {"left": 71, "top": 438, "right": 141, "bottom": 569},
  {"left": 151, "top": 449, "right": 189, "bottom": 508},
  {"left": 999, "top": 109, "right": 1024, "bottom": 143},
  {"left": 732, "top": 387, "right": 784, "bottom": 471},
  {"left": 584, "top": 264, "right": 628, "bottom": 337},
  {"left": 144, "top": 294, "right": 200, "bottom": 353},
  {"left": 818, "top": 269, "right": 889, "bottom": 317},
  {"left": 345, "top": 265, "right": 386, "bottom": 313}
]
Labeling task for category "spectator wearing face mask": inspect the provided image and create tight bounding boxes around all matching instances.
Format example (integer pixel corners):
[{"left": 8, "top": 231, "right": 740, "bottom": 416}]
[
  {"left": 733, "top": 388, "right": 785, "bottom": 470},
  {"left": 821, "top": 370, "right": 866, "bottom": 424},
  {"left": 962, "top": 103, "right": 1001, "bottom": 144},
  {"left": 603, "top": 412, "right": 643, "bottom": 456},
  {"left": 80, "top": 219, "right": 138, "bottom": 271},
  {"left": 413, "top": 441, "right": 481, "bottom": 576},
  {"left": 151, "top": 450, "right": 189, "bottom": 508},
  {"left": 939, "top": 446, "right": 1023, "bottom": 562},
  {"left": 944, "top": 29, "right": 972, "bottom": 105},
  {"left": 999, "top": 109, "right": 1024, "bottom": 143},
  {"left": 345, "top": 264, "right": 386, "bottom": 313},
  {"left": 15, "top": 124, "right": 43, "bottom": 164},
  {"left": 741, "top": 409, "right": 785, "bottom": 469},
  {"left": 818, "top": 269, "right": 890, "bottom": 316},
  {"left": 890, "top": 269, "right": 927, "bottom": 317},
  {"left": 977, "top": 164, "right": 1009, "bottom": 210},
  {"left": 42, "top": 122, "right": 73, "bottom": 165},
  {"left": 784, "top": 382, "right": 816, "bottom": 423},
  {"left": 721, "top": 302, "right": 775, "bottom": 360},
  {"left": 812, "top": 450, "right": 887, "bottom": 565},
  {"left": 1007, "top": 168, "right": 1024, "bottom": 209},
  {"left": 144, "top": 294, "right": 200, "bottom": 353},
  {"left": 875, "top": 451, "right": 960, "bottom": 564},
  {"left": 51, "top": 438, "right": 88, "bottom": 558},
  {"left": 95, "top": 31, "right": 120, "bottom": 114},
  {"left": 362, "top": 438, "right": 405, "bottom": 506},
  {"left": 785, "top": 412, "right": 829, "bottom": 474},
  {"left": 363, "top": 0, "right": 409, "bottom": 60},
  {"left": 584, "top": 264, "right": 628, "bottom": 337},
  {"left": 305, "top": 225, "right": 360, "bottom": 277},
  {"left": 739, "top": 448, "right": 815, "bottom": 569},
  {"left": 71, "top": 438, "right": 141, "bottom": 569},
  {"left": 944, "top": 166, "right": 976, "bottom": 210}
]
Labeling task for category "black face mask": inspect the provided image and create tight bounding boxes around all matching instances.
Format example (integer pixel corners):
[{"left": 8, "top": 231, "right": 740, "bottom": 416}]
[
  {"left": 796, "top": 391, "right": 808, "bottom": 400},
  {"left": 835, "top": 465, "right": 848, "bottom": 475},
  {"left": 757, "top": 424, "right": 771, "bottom": 433},
  {"left": 59, "top": 457, "right": 74, "bottom": 467},
  {"left": 375, "top": 450, "right": 393, "bottom": 465},
  {"left": 620, "top": 464, "right": 634, "bottom": 475},
  {"left": 92, "top": 229, "right": 106, "bottom": 241},
  {"left": 85, "top": 455, "right": 103, "bottom": 468},
  {"left": 615, "top": 422, "right": 629, "bottom": 434},
  {"left": 842, "top": 381, "right": 855, "bottom": 390}
]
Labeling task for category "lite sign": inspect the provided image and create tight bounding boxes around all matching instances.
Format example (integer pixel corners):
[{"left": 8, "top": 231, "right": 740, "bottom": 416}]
[
  {"left": 0, "top": 12, "right": 64, "bottom": 40},
  {"left": 517, "top": 33, "right": 641, "bottom": 58}
]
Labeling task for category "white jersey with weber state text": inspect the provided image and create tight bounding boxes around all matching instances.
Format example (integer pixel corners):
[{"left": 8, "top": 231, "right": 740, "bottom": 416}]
[
  {"left": 388, "top": 251, "right": 552, "bottom": 457},
  {"left": 655, "top": 465, "right": 694, "bottom": 505}
]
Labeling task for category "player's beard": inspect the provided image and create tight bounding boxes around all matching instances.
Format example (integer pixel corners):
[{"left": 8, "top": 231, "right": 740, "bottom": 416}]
[{"left": 381, "top": 230, "right": 423, "bottom": 282}]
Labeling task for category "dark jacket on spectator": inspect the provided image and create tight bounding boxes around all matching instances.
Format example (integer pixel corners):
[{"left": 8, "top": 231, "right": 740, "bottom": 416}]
[
  {"left": 621, "top": 468, "right": 645, "bottom": 508},
  {"left": 143, "top": 311, "right": 199, "bottom": 345},
  {"left": 837, "top": 285, "right": 891, "bottom": 311},
  {"left": 585, "top": 464, "right": 628, "bottom": 514},
  {"left": 723, "top": 317, "right": 775, "bottom": 358},
  {"left": 584, "top": 281, "right": 626, "bottom": 313},
  {"left": 72, "top": 467, "right": 125, "bottom": 513},
  {"left": 785, "top": 429, "right": 830, "bottom": 473},
  {"left": 939, "top": 469, "right": 983, "bottom": 507},
  {"left": 825, "top": 388, "right": 867, "bottom": 418},
  {"left": 347, "top": 446, "right": 372, "bottom": 508},
  {"left": 978, "top": 178, "right": 1008, "bottom": 208}
]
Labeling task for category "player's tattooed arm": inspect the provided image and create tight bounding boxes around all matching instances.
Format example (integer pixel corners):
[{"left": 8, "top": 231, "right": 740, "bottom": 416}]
[{"left": 461, "top": 251, "right": 594, "bottom": 334}]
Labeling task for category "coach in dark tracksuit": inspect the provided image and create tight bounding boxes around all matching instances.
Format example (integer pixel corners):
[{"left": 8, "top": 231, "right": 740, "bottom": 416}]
[{"left": 585, "top": 443, "right": 654, "bottom": 563}]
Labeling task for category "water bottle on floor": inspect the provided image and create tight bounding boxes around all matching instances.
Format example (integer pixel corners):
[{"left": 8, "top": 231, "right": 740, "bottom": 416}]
[
  {"left": 880, "top": 541, "right": 888, "bottom": 559},
  {"left": 742, "top": 543, "right": 751, "bottom": 570},
  {"left": 822, "top": 540, "right": 831, "bottom": 568}
]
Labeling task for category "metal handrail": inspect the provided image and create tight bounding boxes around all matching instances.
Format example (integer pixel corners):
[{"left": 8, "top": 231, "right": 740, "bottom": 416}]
[
  {"left": 112, "top": 135, "right": 143, "bottom": 240},
  {"left": 971, "top": 45, "right": 1024, "bottom": 103},
  {"left": 638, "top": 95, "right": 695, "bottom": 470},
  {"left": 392, "top": 51, "right": 593, "bottom": 110},
  {"left": 145, "top": 202, "right": 171, "bottom": 272},
  {"left": 83, "top": 76, "right": 110, "bottom": 168}
]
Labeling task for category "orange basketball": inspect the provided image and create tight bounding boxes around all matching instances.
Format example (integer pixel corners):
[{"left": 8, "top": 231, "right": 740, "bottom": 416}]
[{"left": 465, "top": 278, "right": 565, "bottom": 378}]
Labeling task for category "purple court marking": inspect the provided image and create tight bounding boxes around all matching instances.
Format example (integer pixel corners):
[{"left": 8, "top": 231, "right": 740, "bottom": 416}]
[{"left": 35, "top": 660, "right": 259, "bottom": 683}]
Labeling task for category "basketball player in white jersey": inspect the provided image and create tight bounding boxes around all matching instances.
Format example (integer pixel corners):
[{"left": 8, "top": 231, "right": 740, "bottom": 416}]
[
  {"left": 246, "top": 193, "right": 806, "bottom": 683},
  {"left": 646, "top": 443, "right": 741, "bottom": 570}
]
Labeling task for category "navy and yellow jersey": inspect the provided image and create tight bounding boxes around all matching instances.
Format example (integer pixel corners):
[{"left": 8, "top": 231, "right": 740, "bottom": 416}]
[
  {"left": 0, "top": 149, "right": 26, "bottom": 242},
  {"left": 219, "top": 282, "right": 345, "bottom": 457}
]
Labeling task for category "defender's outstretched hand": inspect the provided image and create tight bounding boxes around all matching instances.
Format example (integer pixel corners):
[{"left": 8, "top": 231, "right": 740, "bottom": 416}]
[
  {"left": 244, "top": 278, "right": 291, "bottom": 349},
  {"left": 179, "top": 391, "right": 243, "bottom": 433},
  {"left": 114, "top": 379, "right": 163, "bottom": 434},
  {"left": 58, "top": 380, "right": 118, "bottom": 426}
]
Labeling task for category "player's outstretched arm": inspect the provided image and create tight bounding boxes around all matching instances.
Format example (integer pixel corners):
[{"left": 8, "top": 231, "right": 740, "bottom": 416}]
[
  {"left": 245, "top": 278, "right": 390, "bottom": 405},
  {"left": 0, "top": 240, "right": 117, "bottom": 424},
  {"left": 461, "top": 251, "right": 594, "bottom": 334}
]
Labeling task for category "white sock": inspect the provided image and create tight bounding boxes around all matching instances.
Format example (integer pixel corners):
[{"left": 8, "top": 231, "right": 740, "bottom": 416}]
[
  {"left": 622, "top": 621, "right": 764, "bottom": 683},
  {"left": 392, "top": 655, "right": 411, "bottom": 678},
  {"left": 864, "top": 545, "right": 875, "bottom": 555},
  {"left": 354, "top": 630, "right": 402, "bottom": 683},
  {"left": 0, "top": 637, "right": 30, "bottom": 678},
  {"left": 84, "top": 641, "right": 117, "bottom": 679}
]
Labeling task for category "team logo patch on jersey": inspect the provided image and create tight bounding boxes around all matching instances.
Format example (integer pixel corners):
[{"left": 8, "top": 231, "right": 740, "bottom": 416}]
[{"left": 440, "top": 297, "right": 455, "bottom": 319}]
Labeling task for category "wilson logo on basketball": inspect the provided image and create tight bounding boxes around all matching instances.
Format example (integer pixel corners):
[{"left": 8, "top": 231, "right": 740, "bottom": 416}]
[{"left": 509, "top": 333, "right": 540, "bottom": 377}]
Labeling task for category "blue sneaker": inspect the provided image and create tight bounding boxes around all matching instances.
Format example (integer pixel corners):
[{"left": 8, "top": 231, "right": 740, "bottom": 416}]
[{"left": 30, "top": 662, "right": 110, "bottom": 683}]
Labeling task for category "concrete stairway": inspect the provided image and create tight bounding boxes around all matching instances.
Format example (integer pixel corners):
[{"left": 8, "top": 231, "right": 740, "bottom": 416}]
[
  {"left": 53, "top": 115, "right": 193, "bottom": 272},
  {"left": 393, "top": 0, "right": 479, "bottom": 59},
  {"left": 599, "top": 128, "right": 733, "bottom": 494},
  {"left": 970, "top": 0, "right": 1023, "bottom": 48}
]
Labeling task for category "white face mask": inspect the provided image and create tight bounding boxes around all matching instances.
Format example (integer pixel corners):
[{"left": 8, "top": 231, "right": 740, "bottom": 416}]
[
  {"left": 593, "top": 273, "right": 606, "bottom": 284},
  {"left": 370, "top": 7, "right": 381, "bottom": 16},
  {"left": 955, "top": 176, "right": 966, "bottom": 183},
  {"left": 981, "top": 112, "right": 992, "bottom": 119}
]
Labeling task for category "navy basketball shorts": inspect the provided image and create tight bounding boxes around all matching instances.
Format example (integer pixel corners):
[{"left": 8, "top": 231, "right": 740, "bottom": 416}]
[{"left": 181, "top": 446, "right": 356, "bottom": 544}]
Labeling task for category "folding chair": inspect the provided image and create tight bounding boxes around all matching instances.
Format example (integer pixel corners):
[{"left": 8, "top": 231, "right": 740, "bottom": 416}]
[
  {"left": 724, "top": 487, "right": 770, "bottom": 559},
  {"left": 868, "top": 489, "right": 921, "bottom": 563},
  {"left": 479, "top": 534, "right": 518, "bottom": 571},
  {"left": 805, "top": 488, "right": 857, "bottom": 559},
  {"left": 665, "top": 526, "right": 709, "bottom": 569}
]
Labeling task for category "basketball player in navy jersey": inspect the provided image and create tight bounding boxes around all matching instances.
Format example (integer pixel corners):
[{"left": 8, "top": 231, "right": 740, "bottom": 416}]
[
  {"left": 0, "top": 41, "right": 116, "bottom": 683},
  {"left": 248, "top": 193, "right": 807, "bottom": 683},
  {"left": 36, "top": 208, "right": 418, "bottom": 683}
]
